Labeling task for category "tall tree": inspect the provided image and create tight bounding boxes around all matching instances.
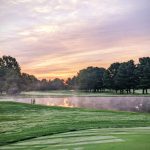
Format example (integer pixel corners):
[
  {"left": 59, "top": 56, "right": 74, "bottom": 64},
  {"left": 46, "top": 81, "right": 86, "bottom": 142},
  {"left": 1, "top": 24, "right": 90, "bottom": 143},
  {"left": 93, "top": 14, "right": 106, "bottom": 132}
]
[
  {"left": 77, "top": 67, "right": 105, "bottom": 92},
  {"left": 114, "top": 63, "right": 128, "bottom": 93},
  {"left": 126, "top": 60, "right": 138, "bottom": 93},
  {"left": 66, "top": 76, "right": 78, "bottom": 90},
  {"left": 108, "top": 62, "right": 121, "bottom": 93},
  {"left": 21, "top": 73, "right": 40, "bottom": 91},
  {"left": 50, "top": 78, "right": 66, "bottom": 90},
  {"left": 103, "top": 70, "right": 112, "bottom": 90},
  {"left": 0, "top": 56, "right": 21, "bottom": 94},
  {"left": 0, "top": 58, "right": 5, "bottom": 94},
  {"left": 115, "top": 60, "right": 137, "bottom": 94},
  {"left": 138, "top": 57, "right": 150, "bottom": 94}
]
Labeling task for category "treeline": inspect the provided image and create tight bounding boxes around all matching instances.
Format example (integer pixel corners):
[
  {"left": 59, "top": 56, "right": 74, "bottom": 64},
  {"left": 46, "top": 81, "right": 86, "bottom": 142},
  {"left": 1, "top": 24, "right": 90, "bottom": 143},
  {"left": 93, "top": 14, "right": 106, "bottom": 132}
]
[
  {"left": 0, "top": 56, "right": 65, "bottom": 94},
  {"left": 0, "top": 56, "right": 150, "bottom": 94},
  {"left": 67, "top": 58, "right": 150, "bottom": 94}
]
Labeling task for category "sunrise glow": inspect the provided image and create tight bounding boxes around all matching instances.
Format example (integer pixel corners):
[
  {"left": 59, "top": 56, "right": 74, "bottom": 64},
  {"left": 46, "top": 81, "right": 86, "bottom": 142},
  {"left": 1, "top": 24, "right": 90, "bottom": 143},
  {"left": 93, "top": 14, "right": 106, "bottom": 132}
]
[{"left": 0, "top": 0, "right": 150, "bottom": 79}]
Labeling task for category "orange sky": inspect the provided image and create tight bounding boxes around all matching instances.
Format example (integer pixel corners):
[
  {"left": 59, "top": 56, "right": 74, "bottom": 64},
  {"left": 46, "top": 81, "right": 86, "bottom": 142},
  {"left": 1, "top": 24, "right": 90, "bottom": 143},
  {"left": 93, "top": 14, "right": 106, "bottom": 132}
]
[{"left": 0, "top": 0, "right": 150, "bottom": 79}]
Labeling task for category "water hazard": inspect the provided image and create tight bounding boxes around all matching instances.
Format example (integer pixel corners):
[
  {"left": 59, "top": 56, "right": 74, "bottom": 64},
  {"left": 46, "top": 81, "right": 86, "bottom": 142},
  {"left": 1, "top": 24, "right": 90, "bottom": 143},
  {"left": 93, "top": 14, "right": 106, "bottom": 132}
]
[{"left": 10, "top": 96, "right": 150, "bottom": 112}]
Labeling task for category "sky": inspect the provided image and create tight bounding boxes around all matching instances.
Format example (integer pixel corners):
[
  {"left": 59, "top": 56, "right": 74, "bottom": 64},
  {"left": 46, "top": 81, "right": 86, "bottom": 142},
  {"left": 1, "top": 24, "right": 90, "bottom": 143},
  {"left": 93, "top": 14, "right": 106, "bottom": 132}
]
[{"left": 0, "top": 0, "right": 150, "bottom": 79}]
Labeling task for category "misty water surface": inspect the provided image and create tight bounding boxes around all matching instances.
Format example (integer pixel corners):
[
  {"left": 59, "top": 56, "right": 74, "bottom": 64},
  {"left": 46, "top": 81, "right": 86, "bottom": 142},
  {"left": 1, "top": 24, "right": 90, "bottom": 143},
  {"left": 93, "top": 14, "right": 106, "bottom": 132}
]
[{"left": 8, "top": 96, "right": 150, "bottom": 112}]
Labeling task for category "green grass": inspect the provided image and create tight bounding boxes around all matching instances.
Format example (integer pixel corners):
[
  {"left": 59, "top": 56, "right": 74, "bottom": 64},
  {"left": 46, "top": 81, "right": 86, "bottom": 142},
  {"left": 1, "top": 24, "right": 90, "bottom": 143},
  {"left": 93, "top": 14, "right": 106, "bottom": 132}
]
[
  {"left": 0, "top": 90, "right": 150, "bottom": 99},
  {"left": 20, "top": 90, "right": 150, "bottom": 97},
  {"left": 0, "top": 101, "right": 150, "bottom": 149},
  {"left": 1, "top": 127, "right": 149, "bottom": 150}
]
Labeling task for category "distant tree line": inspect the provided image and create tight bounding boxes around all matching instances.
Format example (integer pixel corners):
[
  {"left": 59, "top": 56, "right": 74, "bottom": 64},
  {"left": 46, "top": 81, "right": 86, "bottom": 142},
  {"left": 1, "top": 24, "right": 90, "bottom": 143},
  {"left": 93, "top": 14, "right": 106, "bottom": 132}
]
[
  {"left": 0, "top": 56, "right": 65, "bottom": 94},
  {"left": 0, "top": 56, "right": 150, "bottom": 94},
  {"left": 67, "top": 58, "right": 150, "bottom": 94}
]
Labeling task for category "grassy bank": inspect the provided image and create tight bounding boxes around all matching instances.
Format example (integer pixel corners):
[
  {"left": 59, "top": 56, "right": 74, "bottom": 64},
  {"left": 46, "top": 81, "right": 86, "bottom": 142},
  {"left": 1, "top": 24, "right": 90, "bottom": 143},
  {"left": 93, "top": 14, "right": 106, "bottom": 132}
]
[
  {"left": 0, "top": 90, "right": 150, "bottom": 99},
  {"left": 0, "top": 101, "right": 150, "bottom": 147},
  {"left": 20, "top": 90, "right": 150, "bottom": 97}
]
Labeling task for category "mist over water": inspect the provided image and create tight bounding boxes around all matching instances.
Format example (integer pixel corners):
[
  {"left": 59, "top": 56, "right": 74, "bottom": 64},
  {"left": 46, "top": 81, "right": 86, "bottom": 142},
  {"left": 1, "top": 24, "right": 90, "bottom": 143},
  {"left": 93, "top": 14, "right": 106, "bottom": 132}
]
[{"left": 12, "top": 96, "right": 150, "bottom": 112}]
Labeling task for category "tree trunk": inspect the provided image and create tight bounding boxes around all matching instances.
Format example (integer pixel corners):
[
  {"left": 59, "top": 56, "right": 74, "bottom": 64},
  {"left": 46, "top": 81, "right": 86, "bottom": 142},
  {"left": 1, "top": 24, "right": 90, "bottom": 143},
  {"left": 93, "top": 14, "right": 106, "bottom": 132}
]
[
  {"left": 142, "top": 89, "right": 145, "bottom": 94},
  {"left": 129, "top": 89, "right": 131, "bottom": 94},
  {"left": 120, "top": 90, "right": 124, "bottom": 94},
  {"left": 126, "top": 89, "right": 128, "bottom": 94},
  {"left": 146, "top": 89, "right": 148, "bottom": 94},
  {"left": 115, "top": 90, "right": 118, "bottom": 94}
]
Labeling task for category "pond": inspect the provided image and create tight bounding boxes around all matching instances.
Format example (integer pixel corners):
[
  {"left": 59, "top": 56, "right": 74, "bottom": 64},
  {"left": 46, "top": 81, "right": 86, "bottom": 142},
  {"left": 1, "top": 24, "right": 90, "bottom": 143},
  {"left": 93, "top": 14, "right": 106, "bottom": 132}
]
[{"left": 6, "top": 96, "right": 150, "bottom": 112}]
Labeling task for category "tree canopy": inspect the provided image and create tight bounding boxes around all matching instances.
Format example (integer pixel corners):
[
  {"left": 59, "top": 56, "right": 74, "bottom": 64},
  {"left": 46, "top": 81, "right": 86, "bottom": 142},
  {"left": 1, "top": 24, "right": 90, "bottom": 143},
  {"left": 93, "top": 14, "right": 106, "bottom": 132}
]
[
  {"left": 0, "top": 55, "right": 150, "bottom": 94},
  {"left": 0, "top": 56, "right": 21, "bottom": 94},
  {"left": 77, "top": 67, "right": 105, "bottom": 92}
]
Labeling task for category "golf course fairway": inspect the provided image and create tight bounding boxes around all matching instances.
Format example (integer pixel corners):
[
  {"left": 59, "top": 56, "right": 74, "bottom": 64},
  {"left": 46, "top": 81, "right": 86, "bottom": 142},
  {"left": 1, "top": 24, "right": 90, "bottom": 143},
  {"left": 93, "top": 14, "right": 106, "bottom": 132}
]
[{"left": 0, "top": 101, "right": 150, "bottom": 150}]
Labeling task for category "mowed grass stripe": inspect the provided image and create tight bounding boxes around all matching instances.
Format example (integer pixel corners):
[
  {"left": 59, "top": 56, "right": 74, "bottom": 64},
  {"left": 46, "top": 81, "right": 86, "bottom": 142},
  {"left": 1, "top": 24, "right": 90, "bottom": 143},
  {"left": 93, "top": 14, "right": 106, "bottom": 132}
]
[
  {"left": 34, "top": 132, "right": 115, "bottom": 140},
  {"left": 14, "top": 136, "right": 117, "bottom": 146},
  {"left": 0, "top": 136, "right": 123, "bottom": 149},
  {"left": 0, "top": 145, "right": 45, "bottom": 150},
  {"left": 47, "top": 139, "right": 124, "bottom": 148},
  {"left": 0, "top": 102, "right": 150, "bottom": 149},
  {"left": 0, "top": 127, "right": 150, "bottom": 150}
]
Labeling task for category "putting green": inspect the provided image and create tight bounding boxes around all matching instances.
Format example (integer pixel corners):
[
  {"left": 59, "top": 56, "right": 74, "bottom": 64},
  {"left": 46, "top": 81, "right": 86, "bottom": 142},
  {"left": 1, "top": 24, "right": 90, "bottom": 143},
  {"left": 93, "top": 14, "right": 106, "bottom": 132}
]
[{"left": 1, "top": 127, "right": 150, "bottom": 150}]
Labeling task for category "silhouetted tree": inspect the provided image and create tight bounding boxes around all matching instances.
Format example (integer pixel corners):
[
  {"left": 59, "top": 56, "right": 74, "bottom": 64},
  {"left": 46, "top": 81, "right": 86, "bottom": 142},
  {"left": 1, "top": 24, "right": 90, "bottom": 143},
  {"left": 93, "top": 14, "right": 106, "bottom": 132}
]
[
  {"left": 114, "top": 60, "right": 137, "bottom": 94},
  {"left": 0, "top": 58, "right": 5, "bottom": 94},
  {"left": 103, "top": 70, "right": 112, "bottom": 90},
  {"left": 125, "top": 60, "right": 138, "bottom": 94},
  {"left": 66, "top": 76, "right": 78, "bottom": 90},
  {"left": 77, "top": 67, "right": 105, "bottom": 92},
  {"left": 138, "top": 57, "right": 150, "bottom": 94},
  {"left": 50, "top": 78, "right": 66, "bottom": 90},
  {"left": 108, "top": 62, "right": 121, "bottom": 93},
  {"left": 21, "top": 73, "right": 40, "bottom": 91},
  {"left": 40, "top": 79, "right": 50, "bottom": 91},
  {"left": 0, "top": 55, "right": 149, "bottom": 94},
  {"left": 0, "top": 56, "right": 21, "bottom": 94}
]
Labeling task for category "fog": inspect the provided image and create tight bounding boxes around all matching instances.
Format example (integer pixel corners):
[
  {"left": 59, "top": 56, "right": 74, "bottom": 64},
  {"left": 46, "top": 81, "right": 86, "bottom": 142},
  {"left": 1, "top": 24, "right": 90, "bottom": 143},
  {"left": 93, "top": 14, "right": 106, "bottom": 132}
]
[{"left": 11, "top": 96, "right": 150, "bottom": 112}]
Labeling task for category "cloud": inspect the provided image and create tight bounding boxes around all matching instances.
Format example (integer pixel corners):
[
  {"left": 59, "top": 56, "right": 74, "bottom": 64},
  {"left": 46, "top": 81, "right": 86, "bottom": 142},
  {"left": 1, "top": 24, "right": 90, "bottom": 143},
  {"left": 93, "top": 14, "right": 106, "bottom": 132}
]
[{"left": 0, "top": 0, "right": 150, "bottom": 79}]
